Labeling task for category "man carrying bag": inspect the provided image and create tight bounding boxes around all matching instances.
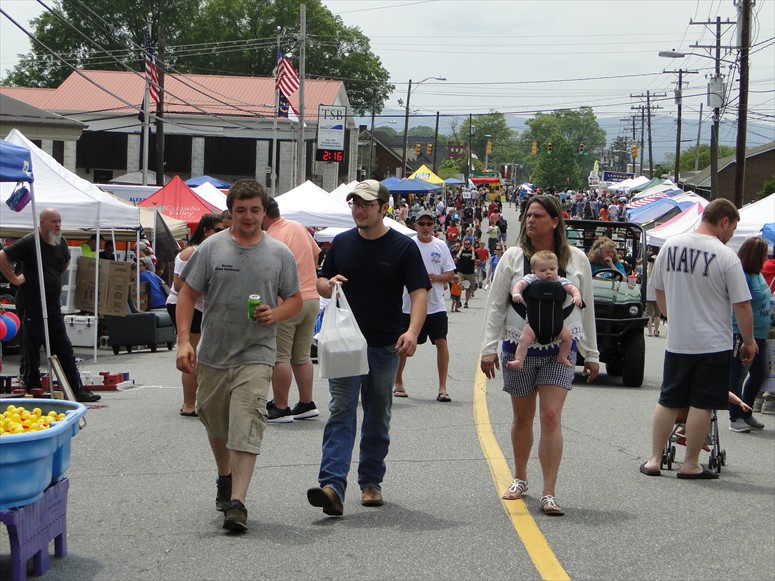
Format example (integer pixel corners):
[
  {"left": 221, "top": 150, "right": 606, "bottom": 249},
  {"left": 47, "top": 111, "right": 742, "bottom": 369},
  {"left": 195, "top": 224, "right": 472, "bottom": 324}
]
[{"left": 307, "top": 180, "right": 430, "bottom": 516}]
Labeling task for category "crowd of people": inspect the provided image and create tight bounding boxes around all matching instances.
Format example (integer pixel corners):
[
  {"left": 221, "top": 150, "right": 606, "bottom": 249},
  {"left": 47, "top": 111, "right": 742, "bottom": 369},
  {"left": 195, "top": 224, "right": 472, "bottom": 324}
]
[{"left": 1, "top": 179, "right": 771, "bottom": 532}]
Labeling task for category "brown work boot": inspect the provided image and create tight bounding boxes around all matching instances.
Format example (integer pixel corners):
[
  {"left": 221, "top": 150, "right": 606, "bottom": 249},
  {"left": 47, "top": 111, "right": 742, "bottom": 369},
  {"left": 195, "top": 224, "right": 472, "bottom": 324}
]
[
  {"left": 307, "top": 486, "right": 343, "bottom": 516},
  {"left": 361, "top": 486, "right": 384, "bottom": 507}
]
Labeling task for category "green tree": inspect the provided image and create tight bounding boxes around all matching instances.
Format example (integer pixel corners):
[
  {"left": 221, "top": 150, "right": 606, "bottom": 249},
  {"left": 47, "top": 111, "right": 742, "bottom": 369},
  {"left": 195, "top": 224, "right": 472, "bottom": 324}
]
[
  {"left": 3, "top": 0, "right": 392, "bottom": 115},
  {"left": 533, "top": 136, "right": 581, "bottom": 190},
  {"left": 758, "top": 172, "right": 775, "bottom": 200},
  {"left": 672, "top": 144, "right": 736, "bottom": 172},
  {"left": 518, "top": 108, "right": 606, "bottom": 179},
  {"left": 437, "top": 159, "right": 461, "bottom": 180}
]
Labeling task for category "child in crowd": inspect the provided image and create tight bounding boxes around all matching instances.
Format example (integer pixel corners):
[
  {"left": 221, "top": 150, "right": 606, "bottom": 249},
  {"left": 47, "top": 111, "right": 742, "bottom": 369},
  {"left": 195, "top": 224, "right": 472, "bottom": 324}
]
[
  {"left": 450, "top": 275, "right": 462, "bottom": 313},
  {"left": 507, "top": 250, "right": 583, "bottom": 370}
]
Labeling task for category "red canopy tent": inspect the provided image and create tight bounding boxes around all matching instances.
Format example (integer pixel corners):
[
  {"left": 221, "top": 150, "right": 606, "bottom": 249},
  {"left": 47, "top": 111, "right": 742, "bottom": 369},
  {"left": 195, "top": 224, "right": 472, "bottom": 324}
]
[{"left": 138, "top": 175, "right": 219, "bottom": 234}]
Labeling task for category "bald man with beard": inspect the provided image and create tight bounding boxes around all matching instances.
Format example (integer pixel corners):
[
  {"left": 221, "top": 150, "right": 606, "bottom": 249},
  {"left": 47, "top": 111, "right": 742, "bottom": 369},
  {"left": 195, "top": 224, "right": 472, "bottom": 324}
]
[{"left": 0, "top": 208, "right": 101, "bottom": 402}]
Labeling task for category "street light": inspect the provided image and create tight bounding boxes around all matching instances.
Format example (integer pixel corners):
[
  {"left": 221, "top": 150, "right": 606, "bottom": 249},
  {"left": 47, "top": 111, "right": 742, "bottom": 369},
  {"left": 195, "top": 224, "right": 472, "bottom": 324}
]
[{"left": 400, "top": 76, "right": 446, "bottom": 178}]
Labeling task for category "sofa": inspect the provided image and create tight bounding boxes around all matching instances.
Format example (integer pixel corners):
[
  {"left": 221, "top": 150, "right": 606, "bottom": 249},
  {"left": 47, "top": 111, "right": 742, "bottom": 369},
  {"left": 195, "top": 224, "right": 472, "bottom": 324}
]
[{"left": 103, "top": 284, "right": 176, "bottom": 354}]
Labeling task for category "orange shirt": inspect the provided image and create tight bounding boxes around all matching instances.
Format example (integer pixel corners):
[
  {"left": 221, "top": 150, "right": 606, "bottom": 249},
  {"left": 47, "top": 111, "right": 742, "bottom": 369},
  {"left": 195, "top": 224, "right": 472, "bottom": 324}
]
[
  {"left": 450, "top": 281, "right": 462, "bottom": 296},
  {"left": 266, "top": 218, "right": 320, "bottom": 300}
]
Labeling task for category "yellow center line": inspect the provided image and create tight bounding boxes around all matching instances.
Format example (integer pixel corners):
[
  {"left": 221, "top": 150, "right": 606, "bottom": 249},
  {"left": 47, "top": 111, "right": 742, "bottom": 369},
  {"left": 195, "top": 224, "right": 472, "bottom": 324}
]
[{"left": 473, "top": 363, "right": 571, "bottom": 581}]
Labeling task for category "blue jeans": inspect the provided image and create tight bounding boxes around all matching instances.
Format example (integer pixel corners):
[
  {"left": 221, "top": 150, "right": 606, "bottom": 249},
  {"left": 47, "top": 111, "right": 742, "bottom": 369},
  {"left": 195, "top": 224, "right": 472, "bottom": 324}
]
[
  {"left": 318, "top": 345, "right": 399, "bottom": 501},
  {"left": 728, "top": 335, "right": 768, "bottom": 421}
]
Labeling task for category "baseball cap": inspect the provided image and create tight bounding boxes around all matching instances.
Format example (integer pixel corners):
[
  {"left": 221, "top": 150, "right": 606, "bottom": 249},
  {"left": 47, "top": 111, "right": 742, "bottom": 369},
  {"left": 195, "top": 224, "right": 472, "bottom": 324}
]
[
  {"left": 415, "top": 210, "right": 435, "bottom": 221},
  {"left": 347, "top": 179, "right": 389, "bottom": 204}
]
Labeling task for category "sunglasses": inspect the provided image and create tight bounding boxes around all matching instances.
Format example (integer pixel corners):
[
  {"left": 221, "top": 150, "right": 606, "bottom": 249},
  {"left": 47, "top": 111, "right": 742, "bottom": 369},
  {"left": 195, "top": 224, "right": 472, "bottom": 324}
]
[{"left": 416, "top": 221, "right": 434, "bottom": 227}]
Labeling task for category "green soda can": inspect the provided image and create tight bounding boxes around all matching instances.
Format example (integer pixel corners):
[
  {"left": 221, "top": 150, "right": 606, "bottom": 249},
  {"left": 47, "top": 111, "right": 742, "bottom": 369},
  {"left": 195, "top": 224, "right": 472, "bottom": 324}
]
[{"left": 248, "top": 294, "right": 262, "bottom": 321}]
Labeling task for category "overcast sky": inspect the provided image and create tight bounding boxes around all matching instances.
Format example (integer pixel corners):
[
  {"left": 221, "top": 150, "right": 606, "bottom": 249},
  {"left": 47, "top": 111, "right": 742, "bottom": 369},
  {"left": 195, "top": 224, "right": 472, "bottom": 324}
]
[{"left": 1, "top": 0, "right": 773, "bottom": 142}]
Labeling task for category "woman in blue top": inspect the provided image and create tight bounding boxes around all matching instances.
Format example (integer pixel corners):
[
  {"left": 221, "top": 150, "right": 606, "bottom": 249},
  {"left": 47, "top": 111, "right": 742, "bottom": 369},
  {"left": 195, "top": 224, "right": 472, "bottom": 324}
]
[
  {"left": 728, "top": 236, "right": 771, "bottom": 432},
  {"left": 587, "top": 236, "right": 626, "bottom": 276},
  {"left": 485, "top": 244, "right": 503, "bottom": 288}
]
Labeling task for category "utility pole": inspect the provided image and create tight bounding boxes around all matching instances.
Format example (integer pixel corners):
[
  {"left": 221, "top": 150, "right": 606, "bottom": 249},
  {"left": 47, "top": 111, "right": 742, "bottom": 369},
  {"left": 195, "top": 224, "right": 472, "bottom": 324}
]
[
  {"left": 400, "top": 80, "right": 412, "bottom": 179},
  {"left": 664, "top": 68, "right": 698, "bottom": 184},
  {"left": 631, "top": 92, "right": 665, "bottom": 177},
  {"left": 690, "top": 16, "right": 734, "bottom": 199},
  {"left": 432, "top": 111, "right": 440, "bottom": 174},
  {"left": 367, "top": 103, "right": 375, "bottom": 179},
  {"left": 733, "top": 0, "right": 752, "bottom": 207},
  {"left": 154, "top": 23, "right": 165, "bottom": 187},
  {"left": 466, "top": 113, "right": 473, "bottom": 184},
  {"left": 695, "top": 103, "right": 703, "bottom": 171},
  {"left": 296, "top": 4, "right": 306, "bottom": 187}
]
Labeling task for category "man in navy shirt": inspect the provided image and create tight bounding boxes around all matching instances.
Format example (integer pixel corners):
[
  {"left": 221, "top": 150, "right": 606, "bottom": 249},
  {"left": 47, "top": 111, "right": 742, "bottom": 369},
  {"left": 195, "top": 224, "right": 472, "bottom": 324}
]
[{"left": 308, "top": 180, "right": 430, "bottom": 516}]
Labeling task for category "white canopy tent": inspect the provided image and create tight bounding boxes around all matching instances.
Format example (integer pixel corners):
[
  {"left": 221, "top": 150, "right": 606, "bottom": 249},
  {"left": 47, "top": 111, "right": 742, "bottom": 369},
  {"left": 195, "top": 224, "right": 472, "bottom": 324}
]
[
  {"left": 314, "top": 218, "right": 417, "bottom": 243},
  {"left": 193, "top": 182, "right": 228, "bottom": 212},
  {"left": 729, "top": 193, "right": 775, "bottom": 252},
  {"left": 1, "top": 129, "right": 142, "bottom": 362},
  {"left": 1, "top": 129, "right": 140, "bottom": 232},
  {"left": 646, "top": 194, "right": 774, "bottom": 251},
  {"left": 275, "top": 181, "right": 355, "bottom": 228}
]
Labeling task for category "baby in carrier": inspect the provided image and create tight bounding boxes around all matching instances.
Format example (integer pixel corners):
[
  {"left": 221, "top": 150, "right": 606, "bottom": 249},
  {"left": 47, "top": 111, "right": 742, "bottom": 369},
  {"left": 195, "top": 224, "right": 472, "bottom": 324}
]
[{"left": 507, "top": 250, "right": 583, "bottom": 370}]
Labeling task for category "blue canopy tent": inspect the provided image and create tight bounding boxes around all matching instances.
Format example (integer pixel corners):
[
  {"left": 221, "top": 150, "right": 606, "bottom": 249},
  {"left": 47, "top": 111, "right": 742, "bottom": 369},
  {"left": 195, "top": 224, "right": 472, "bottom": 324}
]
[
  {"left": 380, "top": 177, "right": 403, "bottom": 189},
  {"left": 385, "top": 178, "right": 441, "bottom": 195},
  {"left": 0, "top": 141, "right": 35, "bottom": 183},
  {"left": 185, "top": 175, "right": 229, "bottom": 189},
  {"left": 444, "top": 178, "right": 465, "bottom": 186},
  {"left": 0, "top": 140, "right": 59, "bottom": 393},
  {"left": 762, "top": 223, "right": 775, "bottom": 246}
]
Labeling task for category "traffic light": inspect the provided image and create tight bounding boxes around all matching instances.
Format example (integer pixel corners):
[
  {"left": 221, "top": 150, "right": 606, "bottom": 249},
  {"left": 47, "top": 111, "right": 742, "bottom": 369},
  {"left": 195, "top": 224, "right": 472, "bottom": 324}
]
[
  {"left": 578, "top": 142, "right": 585, "bottom": 155},
  {"left": 414, "top": 143, "right": 421, "bottom": 156},
  {"left": 426, "top": 143, "right": 433, "bottom": 156},
  {"left": 486, "top": 140, "right": 492, "bottom": 155},
  {"left": 632, "top": 144, "right": 639, "bottom": 158},
  {"left": 547, "top": 142, "right": 553, "bottom": 155},
  {"left": 531, "top": 140, "right": 537, "bottom": 156}
]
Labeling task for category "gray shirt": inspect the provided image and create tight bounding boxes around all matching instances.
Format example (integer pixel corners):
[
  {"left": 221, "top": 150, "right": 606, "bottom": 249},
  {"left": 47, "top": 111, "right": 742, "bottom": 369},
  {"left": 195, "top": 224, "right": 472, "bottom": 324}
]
[{"left": 182, "top": 230, "right": 300, "bottom": 369}]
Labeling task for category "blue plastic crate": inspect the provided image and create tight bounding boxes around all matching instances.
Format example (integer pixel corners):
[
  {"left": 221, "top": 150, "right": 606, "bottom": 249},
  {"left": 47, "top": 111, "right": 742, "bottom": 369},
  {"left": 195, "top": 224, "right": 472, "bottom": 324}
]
[{"left": 0, "top": 399, "right": 86, "bottom": 509}]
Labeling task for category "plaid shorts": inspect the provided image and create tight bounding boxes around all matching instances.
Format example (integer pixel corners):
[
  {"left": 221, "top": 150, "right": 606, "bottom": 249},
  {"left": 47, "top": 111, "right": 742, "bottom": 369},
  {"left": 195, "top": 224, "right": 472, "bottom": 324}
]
[{"left": 501, "top": 350, "right": 577, "bottom": 397}]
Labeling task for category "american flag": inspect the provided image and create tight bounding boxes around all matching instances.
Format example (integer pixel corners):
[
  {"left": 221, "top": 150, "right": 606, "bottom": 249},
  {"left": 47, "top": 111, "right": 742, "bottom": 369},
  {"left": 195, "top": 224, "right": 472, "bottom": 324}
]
[
  {"left": 276, "top": 47, "right": 299, "bottom": 96},
  {"left": 145, "top": 31, "right": 159, "bottom": 104}
]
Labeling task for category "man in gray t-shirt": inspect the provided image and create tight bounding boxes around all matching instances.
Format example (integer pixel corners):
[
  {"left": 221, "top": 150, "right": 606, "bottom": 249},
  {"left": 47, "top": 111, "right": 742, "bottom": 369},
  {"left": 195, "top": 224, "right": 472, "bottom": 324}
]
[{"left": 177, "top": 180, "right": 301, "bottom": 533}]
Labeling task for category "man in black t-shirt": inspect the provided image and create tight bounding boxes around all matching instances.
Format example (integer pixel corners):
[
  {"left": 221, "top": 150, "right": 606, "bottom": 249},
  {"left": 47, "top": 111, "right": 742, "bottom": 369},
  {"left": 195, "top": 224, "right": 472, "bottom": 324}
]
[
  {"left": 0, "top": 208, "right": 100, "bottom": 402},
  {"left": 455, "top": 239, "right": 477, "bottom": 307},
  {"left": 308, "top": 180, "right": 430, "bottom": 516}
]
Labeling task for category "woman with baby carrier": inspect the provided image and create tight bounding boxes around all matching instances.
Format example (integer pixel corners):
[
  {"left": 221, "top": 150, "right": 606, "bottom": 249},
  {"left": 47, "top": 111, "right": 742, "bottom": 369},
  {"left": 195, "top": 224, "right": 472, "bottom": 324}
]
[{"left": 479, "top": 195, "right": 599, "bottom": 516}]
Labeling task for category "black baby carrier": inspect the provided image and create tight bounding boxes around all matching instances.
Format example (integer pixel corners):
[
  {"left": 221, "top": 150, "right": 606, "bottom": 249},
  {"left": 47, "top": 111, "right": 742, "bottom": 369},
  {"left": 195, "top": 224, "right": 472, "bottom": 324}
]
[{"left": 511, "top": 256, "right": 582, "bottom": 344}]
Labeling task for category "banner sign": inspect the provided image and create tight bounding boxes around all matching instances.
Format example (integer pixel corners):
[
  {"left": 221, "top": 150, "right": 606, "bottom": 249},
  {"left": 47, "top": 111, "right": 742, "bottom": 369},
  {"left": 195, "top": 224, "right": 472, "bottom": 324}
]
[
  {"left": 316, "top": 105, "right": 347, "bottom": 150},
  {"left": 602, "top": 171, "right": 635, "bottom": 183}
]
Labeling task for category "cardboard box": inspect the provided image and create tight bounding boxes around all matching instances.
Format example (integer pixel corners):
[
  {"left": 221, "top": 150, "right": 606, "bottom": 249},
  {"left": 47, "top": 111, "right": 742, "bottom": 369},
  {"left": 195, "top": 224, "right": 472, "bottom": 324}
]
[
  {"left": 130, "top": 282, "right": 149, "bottom": 312},
  {"left": 74, "top": 257, "right": 132, "bottom": 316},
  {"left": 64, "top": 315, "right": 98, "bottom": 347}
]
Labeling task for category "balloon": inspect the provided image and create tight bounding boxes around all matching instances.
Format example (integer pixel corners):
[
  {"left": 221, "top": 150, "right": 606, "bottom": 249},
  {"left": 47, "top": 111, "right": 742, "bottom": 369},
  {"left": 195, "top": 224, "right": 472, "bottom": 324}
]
[
  {"left": 0, "top": 315, "right": 17, "bottom": 341},
  {"left": 3, "top": 311, "right": 20, "bottom": 329},
  {"left": 0, "top": 319, "right": 6, "bottom": 341}
]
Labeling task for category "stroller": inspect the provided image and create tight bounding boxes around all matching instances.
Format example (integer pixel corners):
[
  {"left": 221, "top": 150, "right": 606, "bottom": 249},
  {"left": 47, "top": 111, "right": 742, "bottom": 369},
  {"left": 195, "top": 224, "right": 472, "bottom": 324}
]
[{"left": 661, "top": 408, "right": 727, "bottom": 475}]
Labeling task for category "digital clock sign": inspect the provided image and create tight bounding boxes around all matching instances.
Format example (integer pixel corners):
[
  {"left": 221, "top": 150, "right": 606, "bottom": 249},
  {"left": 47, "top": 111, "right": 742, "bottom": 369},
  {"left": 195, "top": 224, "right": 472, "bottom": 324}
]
[{"left": 315, "top": 149, "right": 344, "bottom": 163}]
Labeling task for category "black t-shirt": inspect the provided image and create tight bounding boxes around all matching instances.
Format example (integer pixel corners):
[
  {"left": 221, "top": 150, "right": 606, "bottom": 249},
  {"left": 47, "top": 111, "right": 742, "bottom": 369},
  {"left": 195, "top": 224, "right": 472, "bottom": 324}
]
[
  {"left": 4, "top": 233, "right": 70, "bottom": 314},
  {"left": 456, "top": 247, "right": 476, "bottom": 274},
  {"left": 321, "top": 228, "right": 430, "bottom": 346}
]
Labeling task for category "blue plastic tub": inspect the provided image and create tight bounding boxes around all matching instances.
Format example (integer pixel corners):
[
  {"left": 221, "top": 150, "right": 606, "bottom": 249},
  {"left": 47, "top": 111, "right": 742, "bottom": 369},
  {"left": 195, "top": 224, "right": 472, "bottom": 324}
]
[{"left": 0, "top": 399, "right": 87, "bottom": 509}]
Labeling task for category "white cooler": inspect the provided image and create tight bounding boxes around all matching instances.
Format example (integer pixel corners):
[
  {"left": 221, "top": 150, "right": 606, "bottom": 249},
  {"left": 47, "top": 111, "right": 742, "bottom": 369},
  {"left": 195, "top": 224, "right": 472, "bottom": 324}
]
[{"left": 64, "top": 315, "right": 98, "bottom": 347}]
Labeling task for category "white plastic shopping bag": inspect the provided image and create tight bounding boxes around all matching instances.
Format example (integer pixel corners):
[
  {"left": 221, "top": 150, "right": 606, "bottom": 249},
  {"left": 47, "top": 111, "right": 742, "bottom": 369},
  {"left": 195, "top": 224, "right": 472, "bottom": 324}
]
[{"left": 318, "top": 283, "right": 369, "bottom": 379}]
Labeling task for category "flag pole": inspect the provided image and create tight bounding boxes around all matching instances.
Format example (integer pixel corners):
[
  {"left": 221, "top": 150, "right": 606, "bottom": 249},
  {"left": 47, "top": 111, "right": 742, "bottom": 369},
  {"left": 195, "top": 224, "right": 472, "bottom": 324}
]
[
  {"left": 296, "top": 4, "right": 306, "bottom": 187},
  {"left": 271, "top": 28, "right": 280, "bottom": 197},
  {"left": 141, "top": 14, "right": 152, "bottom": 187}
]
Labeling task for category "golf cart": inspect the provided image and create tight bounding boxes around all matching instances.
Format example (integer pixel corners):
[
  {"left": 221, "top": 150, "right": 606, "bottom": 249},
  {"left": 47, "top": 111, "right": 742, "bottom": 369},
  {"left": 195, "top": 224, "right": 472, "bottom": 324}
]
[{"left": 565, "top": 219, "right": 648, "bottom": 387}]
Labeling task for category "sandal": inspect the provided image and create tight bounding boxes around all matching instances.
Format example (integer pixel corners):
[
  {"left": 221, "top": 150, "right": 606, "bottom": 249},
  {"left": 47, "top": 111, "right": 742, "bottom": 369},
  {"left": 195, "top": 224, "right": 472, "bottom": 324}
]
[
  {"left": 502, "top": 479, "right": 528, "bottom": 500},
  {"left": 393, "top": 387, "right": 408, "bottom": 398},
  {"left": 540, "top": 495, "right": 564, "bottom": 516},
  {"left": 436, "top": 392, "right": 451, "bottom": 402}
]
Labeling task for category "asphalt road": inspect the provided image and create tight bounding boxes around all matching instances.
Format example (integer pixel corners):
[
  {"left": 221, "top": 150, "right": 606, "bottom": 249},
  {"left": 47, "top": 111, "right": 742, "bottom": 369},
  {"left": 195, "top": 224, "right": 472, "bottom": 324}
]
[{"left": 2, "top": 201, "right": 774, "bottom": 580}]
